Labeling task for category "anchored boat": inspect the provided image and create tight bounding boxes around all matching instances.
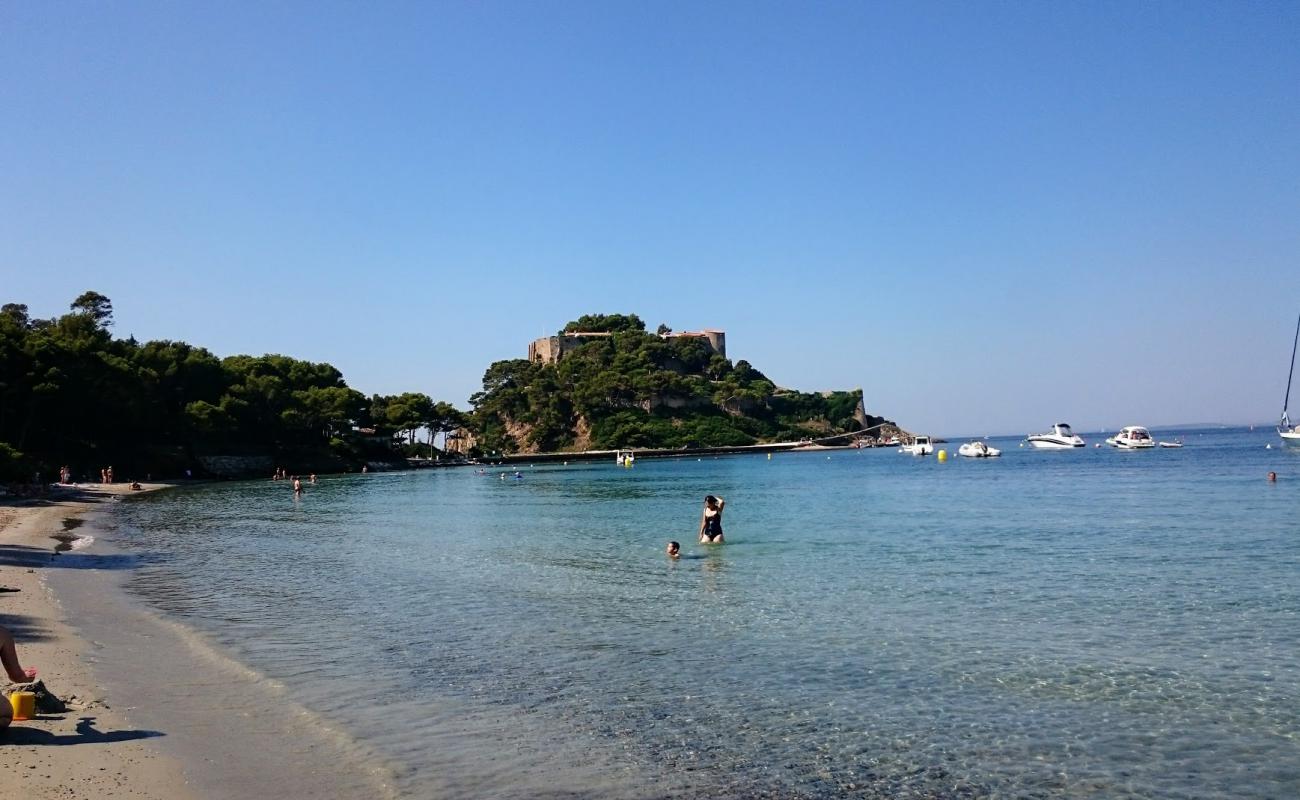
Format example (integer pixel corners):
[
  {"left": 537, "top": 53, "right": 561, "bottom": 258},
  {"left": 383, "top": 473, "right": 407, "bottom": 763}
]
[
  {"left": 958, "top": 441, "right": 1001, "bottom": 458},
  {"left": 1026, "top": 423, "right": 1085, "bottom": 449},
  {"left": 1280, "top": 312, "right": 1300, "bottom": 447},
  {"left": 1105, "top": 426, "right": 1156, "bottom": 449}
]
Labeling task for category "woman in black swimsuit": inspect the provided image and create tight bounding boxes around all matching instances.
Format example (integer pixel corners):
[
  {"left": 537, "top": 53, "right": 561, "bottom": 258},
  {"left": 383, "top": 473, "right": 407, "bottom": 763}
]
[{"left": 698, "top": 495, "right": 725, "bottom": 544}]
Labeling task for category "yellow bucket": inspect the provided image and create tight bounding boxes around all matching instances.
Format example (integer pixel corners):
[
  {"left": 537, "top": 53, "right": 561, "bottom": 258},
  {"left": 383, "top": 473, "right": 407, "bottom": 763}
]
[{"left": 10, "top": 691, "right": 35, "bottom": 721}]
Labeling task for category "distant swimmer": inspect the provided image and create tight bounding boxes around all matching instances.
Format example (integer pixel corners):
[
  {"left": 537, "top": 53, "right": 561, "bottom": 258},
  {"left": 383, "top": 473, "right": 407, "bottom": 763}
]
[
  {"left": 698, "top": 495, "right": 725, "bottom": 544},
  {"left": 666, "top": 541, "right": 680, "bottom": 559},
  {"left": 293, "top": 477, "right": 303, "bottom": 496},
  {"left": 309, "top": 474, "right": 317, "bottom": 484},
  {"left": 1268, "top": 471, "right": 1277, "bottom": 482}
]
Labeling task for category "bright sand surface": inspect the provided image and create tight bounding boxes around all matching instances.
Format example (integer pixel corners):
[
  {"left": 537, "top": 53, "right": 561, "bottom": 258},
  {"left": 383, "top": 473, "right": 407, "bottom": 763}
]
[
  {"left": 0, "top": 484, "right": 199, "bottom": 800},
  {"left": 1, "top": 484, "right": 397, "bottom": 800}
]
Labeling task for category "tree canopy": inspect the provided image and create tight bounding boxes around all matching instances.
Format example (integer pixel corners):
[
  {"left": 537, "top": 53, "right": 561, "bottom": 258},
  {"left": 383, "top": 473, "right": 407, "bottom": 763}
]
[
  {"left": 0, "top": 292, "right": 463, "bottom": 481},
  {"left": 471, "top": 314, "right": 884, "bottom": 454}
]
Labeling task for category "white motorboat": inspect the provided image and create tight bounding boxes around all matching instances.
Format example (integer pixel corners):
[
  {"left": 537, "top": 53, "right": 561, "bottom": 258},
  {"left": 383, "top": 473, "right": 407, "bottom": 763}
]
[
  {"left": 1158, "top": 440, "right": 1183, "bottom": 448},
  {"left": 958, "top": 441, "right": 1001, "bottom": 458},
  {"left": 1105, "top": 426, "right": 1156, "bottom": 449},
  {"left": 1280, "top": 311, "right": 1300, "bottom": 447},
  {"left": 1026, "top": 423, "right": 1085, "bottom": 449},
  {"left": 900, "top": 435, "right": 934, "bottom": 456}
]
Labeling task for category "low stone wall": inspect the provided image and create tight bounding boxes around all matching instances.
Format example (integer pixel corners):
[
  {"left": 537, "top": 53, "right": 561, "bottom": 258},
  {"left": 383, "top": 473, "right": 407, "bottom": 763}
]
[{"left": 197, "top": 455, "right": 274, "bottom": 478}]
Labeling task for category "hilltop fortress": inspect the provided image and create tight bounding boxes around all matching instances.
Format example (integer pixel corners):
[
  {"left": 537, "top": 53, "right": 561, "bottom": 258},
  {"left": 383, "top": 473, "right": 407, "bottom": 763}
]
[{"left": 529, "top": 328, "right": 726, "bottom": 365}]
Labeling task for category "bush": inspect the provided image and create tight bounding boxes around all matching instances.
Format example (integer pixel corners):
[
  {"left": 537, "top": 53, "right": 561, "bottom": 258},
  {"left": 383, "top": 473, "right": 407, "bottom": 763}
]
[{"left": 0, "top": 442, "right": 33, "bottom": 483}]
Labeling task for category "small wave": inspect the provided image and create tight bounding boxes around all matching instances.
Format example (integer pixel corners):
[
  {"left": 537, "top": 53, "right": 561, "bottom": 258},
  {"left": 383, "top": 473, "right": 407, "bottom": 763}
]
[{"left": 66, "top": 534, "right": 95, "bottom": 551}]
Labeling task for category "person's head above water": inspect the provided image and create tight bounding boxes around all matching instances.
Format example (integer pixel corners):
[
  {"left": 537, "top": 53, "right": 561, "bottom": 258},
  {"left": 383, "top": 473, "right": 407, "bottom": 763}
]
[
  {"left": 666, "top": 541, "right": 680, "bottom": 558},
  {"left": 704, "top": 495, "right": 719, "bottom": 508}
]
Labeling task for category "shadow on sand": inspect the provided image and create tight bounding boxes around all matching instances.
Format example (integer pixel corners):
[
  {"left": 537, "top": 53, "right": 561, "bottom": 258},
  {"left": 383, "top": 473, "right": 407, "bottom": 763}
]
[{"left": 2, "top": 716, "right": 164, "bottom": 746}]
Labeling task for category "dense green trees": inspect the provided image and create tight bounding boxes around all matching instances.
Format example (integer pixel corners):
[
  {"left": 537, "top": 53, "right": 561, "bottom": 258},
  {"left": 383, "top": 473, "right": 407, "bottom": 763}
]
[
  {"left": 0, "top": 293, "right": 460, "bottom": 481},
  {"left": 470, "top": 314, "right": 884, "bottom": 454},
  {"left": 0, "top": 298, "right": 883, "bottom": 476}
]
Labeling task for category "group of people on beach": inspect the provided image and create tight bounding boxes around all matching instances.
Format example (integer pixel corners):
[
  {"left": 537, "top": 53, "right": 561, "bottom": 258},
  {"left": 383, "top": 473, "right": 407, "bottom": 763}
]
[{"left": 666, "top": 494, "right": 725, "bottom": 558}]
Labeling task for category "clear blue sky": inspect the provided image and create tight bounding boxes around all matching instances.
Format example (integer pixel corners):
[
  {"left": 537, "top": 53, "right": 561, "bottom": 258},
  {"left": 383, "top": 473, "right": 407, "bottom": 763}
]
[{"left": 4, "top": 2, "right": 1298, "bottom": 436}]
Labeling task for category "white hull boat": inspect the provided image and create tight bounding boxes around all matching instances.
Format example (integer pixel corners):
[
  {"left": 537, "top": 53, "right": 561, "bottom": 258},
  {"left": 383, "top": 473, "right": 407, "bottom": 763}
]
[
  {"left": 958, "top": 441, "right": 1000, "bottom": 458},
  {"left": 1105, "top": 426, "right": 1156, "bottom": 449},
  {"left": 900, "top": 435, "right": 934, "bottom": 455},
  {"left": 1281, "top": 311, "right": 1300, "bottom": 447},
  {"left": 1026, "top": 423, "right": 1085, "bottom": 449}
]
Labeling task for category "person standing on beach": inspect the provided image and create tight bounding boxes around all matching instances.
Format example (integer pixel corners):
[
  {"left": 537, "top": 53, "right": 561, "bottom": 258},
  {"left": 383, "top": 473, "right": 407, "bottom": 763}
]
[
  {"left": 698, "top": 495, "right": 725, "bottom": 544},
  {"left": 106, "top": 466, "right": 114, "bottom": 484}
]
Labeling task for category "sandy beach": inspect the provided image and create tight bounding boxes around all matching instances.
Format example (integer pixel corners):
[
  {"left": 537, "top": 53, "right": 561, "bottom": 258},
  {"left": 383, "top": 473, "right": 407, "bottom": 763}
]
[
  {"left": 1, "top": 483, "right": 199, "bottom": 800},
  {"left": 2, "top": 482, "right": 400, "bottom": 800}
]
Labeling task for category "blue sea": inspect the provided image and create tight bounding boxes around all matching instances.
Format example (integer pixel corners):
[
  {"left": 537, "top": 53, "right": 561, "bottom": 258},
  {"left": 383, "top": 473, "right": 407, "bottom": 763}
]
[{"left": 94, "top": 428, "right": 1299, "bottom": 798}]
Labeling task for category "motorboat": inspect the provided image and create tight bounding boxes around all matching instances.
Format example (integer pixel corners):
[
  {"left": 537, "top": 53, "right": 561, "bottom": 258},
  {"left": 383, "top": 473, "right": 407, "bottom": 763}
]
[
  {"left": 1158, "top": 440, "right": 1183, "bottom": 448},
  {"left": 1105, "top": 426, "right": 1156, "bottom": 449},
  {"left": 881, "top": 435, "right": 901, "bottom": 447},
  {"left": 1026, "top": 423, "right": 1085, "bottom": 449},
  {"left": 900, "top": 435, "right": 933, "bottom": 456},
  {"left": 1280, "top": 311, "right": 1300, "bottom": 447},
  {"left": 958, "top": 441, "right": 1001, "bottom": 458}
]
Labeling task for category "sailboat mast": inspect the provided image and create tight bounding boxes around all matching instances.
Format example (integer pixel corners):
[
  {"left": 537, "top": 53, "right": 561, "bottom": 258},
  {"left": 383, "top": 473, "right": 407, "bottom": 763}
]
[{"left": 1284, "top": 311, "right": 1300, "bottom": 426}]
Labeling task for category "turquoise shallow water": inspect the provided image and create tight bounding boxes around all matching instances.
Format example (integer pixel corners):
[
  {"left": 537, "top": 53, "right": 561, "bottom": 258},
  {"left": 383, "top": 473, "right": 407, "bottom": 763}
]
[{"left": 107, "top": 429, "right": 1298, "bottom": 798}]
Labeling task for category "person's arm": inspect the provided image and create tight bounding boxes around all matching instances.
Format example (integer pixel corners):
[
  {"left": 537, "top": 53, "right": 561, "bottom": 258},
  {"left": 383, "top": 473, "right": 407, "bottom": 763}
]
[
  {"left": 698, "top": 510, "right": 708, "bottom": 541},
  {"left": 716, "top": 497, "right": 725, "bottom": 511},
  {"left": 1, "top": 626, "right": 31, "bottom": 683}
]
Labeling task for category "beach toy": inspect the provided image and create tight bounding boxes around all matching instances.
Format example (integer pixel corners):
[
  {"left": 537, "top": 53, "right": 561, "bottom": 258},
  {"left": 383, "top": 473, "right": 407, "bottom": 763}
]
[
  {"left": 937, "top": 449, "right": 947, "bottom": 462},
  {"left": 10, "top": 690, "right": 35, "bottom": 721}
]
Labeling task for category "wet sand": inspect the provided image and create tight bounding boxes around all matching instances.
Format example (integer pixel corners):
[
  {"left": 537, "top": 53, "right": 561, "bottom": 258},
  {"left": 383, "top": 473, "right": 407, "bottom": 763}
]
[
  {"left": 1, "top": 483, "right": 398, "bottom": 800},
  {"left": 0, "top": 483, "right": 198, "bottom": 800}
]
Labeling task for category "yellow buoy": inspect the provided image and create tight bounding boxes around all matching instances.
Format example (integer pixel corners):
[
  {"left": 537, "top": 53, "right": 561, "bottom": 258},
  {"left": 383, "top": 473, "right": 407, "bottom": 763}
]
[{"left": 937, "top": 449, "right": 948, "bottom": 462}]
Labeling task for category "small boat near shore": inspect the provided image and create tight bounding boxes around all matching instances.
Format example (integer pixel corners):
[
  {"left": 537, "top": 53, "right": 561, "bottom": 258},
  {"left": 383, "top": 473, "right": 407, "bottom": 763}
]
[
  {"left": 900, "top": 435, "right": 933, "bottom": 456},
  {"left": 958, "top": 441, "right": 1000, "bottom": 458},
  {"left": 1158, "top": 440, "right": 1183, "bottom": 448},
  {"left": 1105, "top": 426, "right": 1156, "bottom": 449},
  {"left": 1026, "top": 423, "right": 1085, "bottom": 449}
]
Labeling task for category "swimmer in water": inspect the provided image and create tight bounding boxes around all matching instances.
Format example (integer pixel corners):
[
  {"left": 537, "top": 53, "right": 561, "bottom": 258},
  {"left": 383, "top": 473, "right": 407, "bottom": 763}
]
[
  {"left": 666, "top": 541, "right": 680, "bottom": 559},
  {"left": 1268, "top": 471, "right": 1277, "bottom": 482},
  {"left": 698, "top": 494, "right": 725, "bottom": 544},
  {"left": 293, "top": 477, "right": 303, "bottom": 496}
]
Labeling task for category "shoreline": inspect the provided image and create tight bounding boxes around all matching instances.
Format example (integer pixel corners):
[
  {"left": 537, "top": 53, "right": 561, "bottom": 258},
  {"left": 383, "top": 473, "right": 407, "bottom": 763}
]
[
  {"left": 2, "top": 483, "right": 399, "bottom": 800},
  {"left": 0, "top": 483, "right": 199, "bottom": 799}
]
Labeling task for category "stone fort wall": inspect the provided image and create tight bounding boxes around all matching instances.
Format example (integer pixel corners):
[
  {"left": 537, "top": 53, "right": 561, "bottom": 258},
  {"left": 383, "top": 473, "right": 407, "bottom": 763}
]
[{"left": 529, "top": 329, "right": 725, "bottom": 365}]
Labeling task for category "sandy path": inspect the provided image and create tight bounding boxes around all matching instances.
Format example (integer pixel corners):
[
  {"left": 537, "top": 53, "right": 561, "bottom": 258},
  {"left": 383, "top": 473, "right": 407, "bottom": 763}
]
[{"left": 1, "top": 484, "right": 199, "bottom": 800}]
